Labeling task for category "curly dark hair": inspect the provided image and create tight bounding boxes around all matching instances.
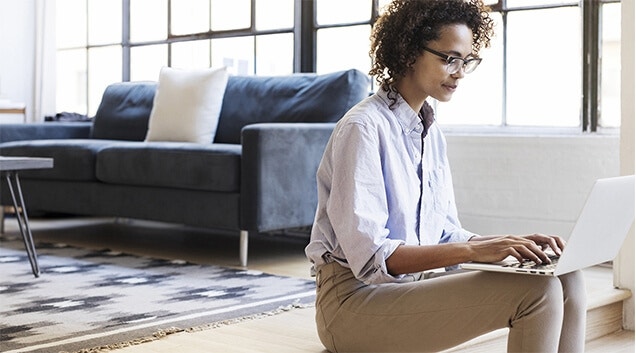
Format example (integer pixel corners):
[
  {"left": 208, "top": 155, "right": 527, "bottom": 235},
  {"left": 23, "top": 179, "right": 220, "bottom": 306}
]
[{"left": 369, "top": 0, "right": 494, "bottom": 89}]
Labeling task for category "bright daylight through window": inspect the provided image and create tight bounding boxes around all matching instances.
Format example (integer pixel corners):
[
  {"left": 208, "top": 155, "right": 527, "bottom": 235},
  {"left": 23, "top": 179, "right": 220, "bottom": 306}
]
[{"left": 55, "top": 0, "right": 621, "bottom": 131}]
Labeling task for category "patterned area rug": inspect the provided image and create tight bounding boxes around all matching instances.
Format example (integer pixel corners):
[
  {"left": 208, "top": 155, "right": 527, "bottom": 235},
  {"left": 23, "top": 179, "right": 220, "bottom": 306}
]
[{"left": 0, "top": 236, "right": 315, "bottom": 353}]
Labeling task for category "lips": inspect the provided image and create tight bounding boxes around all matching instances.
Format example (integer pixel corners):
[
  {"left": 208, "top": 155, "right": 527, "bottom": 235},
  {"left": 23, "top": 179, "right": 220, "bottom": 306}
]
[{"left": 443, "top": 84, "right": 457, "bottom": 92}]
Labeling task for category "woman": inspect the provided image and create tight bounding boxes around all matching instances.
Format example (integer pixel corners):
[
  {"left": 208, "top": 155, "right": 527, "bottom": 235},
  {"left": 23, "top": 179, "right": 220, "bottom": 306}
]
[{"left": 305, "top": 0, "right": 587, "bottom": 352}]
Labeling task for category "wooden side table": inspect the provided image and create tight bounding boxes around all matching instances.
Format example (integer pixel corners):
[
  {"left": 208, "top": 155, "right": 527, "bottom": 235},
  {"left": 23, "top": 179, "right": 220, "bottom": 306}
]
[
  {"left": 0, "top": 102, "right": 27, "bottom": 123},
  {"left": 0, "top": 157, "right": 54, "bottom": 277}
]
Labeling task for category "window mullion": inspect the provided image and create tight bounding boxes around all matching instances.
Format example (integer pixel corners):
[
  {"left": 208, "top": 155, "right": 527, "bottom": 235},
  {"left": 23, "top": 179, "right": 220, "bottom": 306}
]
[
  {"left": 582, "top": 0, "right": 601, "bottom": 132},
  {"left": 251, "top": 0, "right": 256, "bottom": 74},
  {"left": 122, "top": 0, "right": 130, "bottom": 81},
  {"left": 502, "top": 9, "right": 508, "bottom": 127},
  {"left": 297, "top": 0, "right": 315, "bottom": 72},
  {"left": 167, "top": 0, "right": 172, "bottom": 67},
  {"left": 85, "top": 0, "right": 90, "bottom": 114}
]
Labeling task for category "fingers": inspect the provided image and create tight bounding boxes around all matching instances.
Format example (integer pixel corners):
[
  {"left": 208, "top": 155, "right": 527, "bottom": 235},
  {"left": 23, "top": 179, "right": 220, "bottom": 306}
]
[
  {"left": 484, "top": 236, "right": 546, "bottom": 264},
  {"left": 542, "top": 234, "right": 564, "bottom": 255},
  {"left": 553, "top": 236, "right": 566, "bottom": 252},
  {"left": 524, "top": 234, "right": 566, "bottom": 257},
  {"left": 471, "top": 234, "right": 564, "bottom": 264},
  {"left": 501, "top": 235, "right": 553, "bottom": 264},
  {"left": 516, "top": 239, "right": 549, "bottom": 264}
]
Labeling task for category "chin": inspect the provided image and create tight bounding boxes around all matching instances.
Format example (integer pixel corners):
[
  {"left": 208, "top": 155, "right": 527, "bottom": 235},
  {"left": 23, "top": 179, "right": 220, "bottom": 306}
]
[{"left": 435, "top": 94, "right": 453, "bottom": 103}]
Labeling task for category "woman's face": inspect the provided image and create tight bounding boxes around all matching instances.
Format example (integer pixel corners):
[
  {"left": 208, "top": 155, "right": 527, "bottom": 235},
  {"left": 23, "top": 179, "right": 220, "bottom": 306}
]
[{"left": 401, "top": 23, "right": 475, "bottom": 103}]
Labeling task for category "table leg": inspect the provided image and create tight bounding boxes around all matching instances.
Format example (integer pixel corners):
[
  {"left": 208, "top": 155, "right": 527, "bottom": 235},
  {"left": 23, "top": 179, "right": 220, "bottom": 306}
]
[{"left": 5, "top": 172, "right": 40, "bottom": 277}]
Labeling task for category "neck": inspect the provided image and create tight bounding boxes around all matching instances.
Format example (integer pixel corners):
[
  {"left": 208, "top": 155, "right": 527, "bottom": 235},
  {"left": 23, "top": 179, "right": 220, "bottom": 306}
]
[{"left": 393, "top": 80, "right": 427, "bottom": 114}]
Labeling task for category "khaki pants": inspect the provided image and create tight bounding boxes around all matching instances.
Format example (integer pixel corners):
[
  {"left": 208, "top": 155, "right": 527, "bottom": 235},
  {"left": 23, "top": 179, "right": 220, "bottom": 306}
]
[{"left": 315, "top": 262, "right": 586, "bottom": 353}]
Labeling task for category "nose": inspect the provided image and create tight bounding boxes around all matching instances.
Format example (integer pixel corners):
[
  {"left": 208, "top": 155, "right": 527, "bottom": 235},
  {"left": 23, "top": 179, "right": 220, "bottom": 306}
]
[{"left": 451, "top": 66, "right": 467, "bottom": 79}]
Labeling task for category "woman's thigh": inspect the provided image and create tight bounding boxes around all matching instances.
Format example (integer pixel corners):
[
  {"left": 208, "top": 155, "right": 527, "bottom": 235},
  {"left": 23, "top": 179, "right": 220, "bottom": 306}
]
[{"left": 316, "top": 263, "right": 564, "bottom": 352}]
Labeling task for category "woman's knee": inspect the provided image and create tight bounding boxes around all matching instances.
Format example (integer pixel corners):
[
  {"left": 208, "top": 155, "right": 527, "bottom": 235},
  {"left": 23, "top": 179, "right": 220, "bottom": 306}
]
[
  {"left": 560, "top": 270, "right": 587, "bottom": 310},
  {"left": 516, "top": 276, "right": 564, "bottom": 321}
]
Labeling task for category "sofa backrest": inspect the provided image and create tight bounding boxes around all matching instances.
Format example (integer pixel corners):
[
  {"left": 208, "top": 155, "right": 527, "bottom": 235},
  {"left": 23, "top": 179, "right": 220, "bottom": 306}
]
[
  {"left": 215, "top": 68, "right": 369, "bottom": 144},
  {"left": 90, "top": 69, "right": 370, "bottom": 143},
  {"left": 91, "top": 81, "right": 157, "bottom": 141}
]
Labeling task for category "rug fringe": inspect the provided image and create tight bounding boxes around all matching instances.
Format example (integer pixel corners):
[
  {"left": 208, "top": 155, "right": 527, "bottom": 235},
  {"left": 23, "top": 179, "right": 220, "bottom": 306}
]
[
  {"left": 185, "top": 301, "right": 312, "bottom": 332},
  {"left": 64, "top": 327, "right": 185, "bottom": 353},
  {"left": 65, "top": 301, "right": 313, "bottom": 353}
]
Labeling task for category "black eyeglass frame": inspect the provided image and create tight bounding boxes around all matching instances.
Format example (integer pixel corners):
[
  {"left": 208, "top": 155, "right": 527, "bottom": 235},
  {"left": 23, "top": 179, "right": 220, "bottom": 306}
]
[{"left": 422, "top": 47, "right": 482, "bottom": 74}]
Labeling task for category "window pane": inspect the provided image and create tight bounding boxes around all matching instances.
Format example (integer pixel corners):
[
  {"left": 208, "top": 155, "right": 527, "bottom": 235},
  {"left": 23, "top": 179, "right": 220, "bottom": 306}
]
[
  {"left": 506, "top": 8, "right": 581, "bottom": 127},
  {"left": 56, "top": 0, "right": 86, "bottom": 48},
  {"left": 171, "top": 0, "right": 209, "bottom": 35},
  {"left": 599, "top": 3, "right": 621, "bottom": 128},
  {"left": 378, "top": 0, "right": 392, "bottom": 14},
  {"left": 88, "top": 46, "right": 122, "bottom": 116},
  {"left": 317, "top": 0, "right": 371, "bottom": 25},
  {"left": 212, "top": 0, "right": 250, "bottom": 31},
  {"left": 130, "top": 44, "right": 168, "bottom": 81},
  {"left": 211, "top": 37, "right": 254, "bottom": 75},
  {"left": 317, "top": 25, "right": 372, "bottom": 75},
  {"left": 56, "top": 49, "right": 87, "bottom": 114},
  {"left": 506, "top": 1, "right": 578, "bottom": 8},
  {"left": 171, "top": 40, "right": 211, "bottom": 69},
  {"left": 437, "top": 13, "right": 504, "bottom": 126},
  {"left": 131, "top": 0, "right": 168, "bottom": 42},
  {"left": 256, "top": 33, "right": 294, "bottom": 75},
  {"left": 255, "top": 0, "right": 293, "bottom": 30},
  {"left": 88, "top": 0, "right": 121, "bottom": 45}
]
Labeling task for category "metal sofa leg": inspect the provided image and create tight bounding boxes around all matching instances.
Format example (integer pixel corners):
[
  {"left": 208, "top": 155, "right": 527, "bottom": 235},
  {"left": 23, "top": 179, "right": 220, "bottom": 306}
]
[
  {"left": 0, "top": 206, "right": 4, "bottom": 234},
  {"left": 240, "top": 230, "right": 249, "bottom": 267}
]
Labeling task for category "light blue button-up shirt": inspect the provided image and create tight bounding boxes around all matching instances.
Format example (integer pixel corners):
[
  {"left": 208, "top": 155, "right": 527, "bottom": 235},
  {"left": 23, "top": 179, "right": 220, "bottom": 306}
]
[{"left": 305, "top": 88, "right": 476, "bottom": 284}]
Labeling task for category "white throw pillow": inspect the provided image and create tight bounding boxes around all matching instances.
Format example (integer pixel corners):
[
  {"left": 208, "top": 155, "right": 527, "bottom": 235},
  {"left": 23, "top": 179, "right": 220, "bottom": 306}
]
[{"left": 145, "top": 66, "right": 229, "bottom": 143}]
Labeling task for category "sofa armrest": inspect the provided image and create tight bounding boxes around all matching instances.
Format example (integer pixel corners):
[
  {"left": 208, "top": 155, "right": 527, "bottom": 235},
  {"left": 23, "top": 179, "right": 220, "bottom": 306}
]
[
  {"left": 0, "top": 122, "right": 92, "bottom": 143},
  {"left": 240, "top": 122, "right": 336, "bottom": 232}
]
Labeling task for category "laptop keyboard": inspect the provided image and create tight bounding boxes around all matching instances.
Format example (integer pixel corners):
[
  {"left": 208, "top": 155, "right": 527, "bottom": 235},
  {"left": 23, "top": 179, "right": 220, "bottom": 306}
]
[{"left": 504, "top": 254, "right": 561, "bottom": 270}]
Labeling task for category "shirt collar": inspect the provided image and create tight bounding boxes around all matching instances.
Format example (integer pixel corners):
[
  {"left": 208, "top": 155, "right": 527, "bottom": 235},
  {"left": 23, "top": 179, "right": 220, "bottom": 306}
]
[
  {"left": 420, "top": 100, "right": 435, "bottom": 138},
  {"left": 377, "top": 87, "right": 435, "bottom": 136}
]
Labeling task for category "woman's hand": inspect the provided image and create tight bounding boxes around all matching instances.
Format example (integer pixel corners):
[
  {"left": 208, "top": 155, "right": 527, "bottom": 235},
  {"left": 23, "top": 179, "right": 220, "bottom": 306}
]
[
  {"left": 467, "top": 234, "right": 565, "bottom": 265},
  {"left": 386, "top": 234, "right": 565, "bottom": 276}
]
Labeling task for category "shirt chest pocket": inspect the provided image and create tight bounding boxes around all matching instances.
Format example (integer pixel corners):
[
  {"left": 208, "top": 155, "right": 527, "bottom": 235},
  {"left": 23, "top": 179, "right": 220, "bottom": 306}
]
[{"left": 426, "top": 166, "right": 452, "bottom": 213}]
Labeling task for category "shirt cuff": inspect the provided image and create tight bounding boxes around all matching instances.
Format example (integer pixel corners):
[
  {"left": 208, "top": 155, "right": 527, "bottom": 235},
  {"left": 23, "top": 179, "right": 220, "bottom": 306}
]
[{"left": 359, "top": 239, "right": 405, "bottom": 285}]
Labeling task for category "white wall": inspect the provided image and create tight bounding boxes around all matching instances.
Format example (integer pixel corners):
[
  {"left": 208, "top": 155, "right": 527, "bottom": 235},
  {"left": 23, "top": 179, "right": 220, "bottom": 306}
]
[
  {"left": 447, "top": 134, "right": 620, "bottom": 238},
  {"left": 617, "top": 0, "right": 635, "bottom": 330},
  {"left": 0, "top": 0, "right": 55, "bottom": 123},
  {"left": 0, "top": 0, "right": 35, "bottom": 122}
]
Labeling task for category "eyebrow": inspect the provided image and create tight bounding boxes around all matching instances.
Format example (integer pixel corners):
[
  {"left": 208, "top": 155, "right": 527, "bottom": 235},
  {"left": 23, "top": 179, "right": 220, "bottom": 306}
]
[
  {"left": 446, "top": 50, "right": 477, "bottom": 59},
  {"left": 446, "top": 50, "right": 464, "bottom": 57}
]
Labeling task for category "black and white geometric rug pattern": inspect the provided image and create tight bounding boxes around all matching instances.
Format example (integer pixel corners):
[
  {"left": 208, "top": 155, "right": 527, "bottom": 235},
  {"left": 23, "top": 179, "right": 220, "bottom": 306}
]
[{"left": 0, "top": 236, "right": 315, "bottom": 353}]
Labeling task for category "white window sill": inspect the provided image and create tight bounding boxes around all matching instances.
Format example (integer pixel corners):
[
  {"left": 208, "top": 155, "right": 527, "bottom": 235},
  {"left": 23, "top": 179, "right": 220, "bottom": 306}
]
[{"left": 441, "top": 125, "right": 620, "bottom": 137}]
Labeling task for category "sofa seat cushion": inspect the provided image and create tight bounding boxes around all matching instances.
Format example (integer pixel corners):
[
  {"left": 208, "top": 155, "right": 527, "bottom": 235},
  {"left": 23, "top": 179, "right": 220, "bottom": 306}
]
[
  {"left": 96, "top": 142, "right": 241, "bottom": 192},
  {"left": 0, "top": 139, "right": 118, "bottom": 181}
]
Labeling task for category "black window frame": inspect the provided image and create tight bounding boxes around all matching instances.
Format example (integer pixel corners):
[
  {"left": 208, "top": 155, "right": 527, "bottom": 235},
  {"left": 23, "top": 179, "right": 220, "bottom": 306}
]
[{"left": 56, "top": 0, "right": 620, "bottom": 132}]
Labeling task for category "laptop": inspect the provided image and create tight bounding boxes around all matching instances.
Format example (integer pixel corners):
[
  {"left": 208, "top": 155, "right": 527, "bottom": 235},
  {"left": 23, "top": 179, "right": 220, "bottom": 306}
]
[{"left": 460, "top": 175, "right": 635, "bottom": 276}]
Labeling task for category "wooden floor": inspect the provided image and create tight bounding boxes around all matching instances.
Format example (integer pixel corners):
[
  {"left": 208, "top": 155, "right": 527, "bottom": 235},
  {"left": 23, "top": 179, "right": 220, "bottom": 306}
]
[{"left": 2, "top": 216, "right": 634, "bottom": 353}]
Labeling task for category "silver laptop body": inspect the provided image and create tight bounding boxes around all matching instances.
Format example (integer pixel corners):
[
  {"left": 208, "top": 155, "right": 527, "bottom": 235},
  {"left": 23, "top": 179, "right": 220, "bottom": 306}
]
[{"left": 460, "top": 175, "right": 635, "bottom": 276}]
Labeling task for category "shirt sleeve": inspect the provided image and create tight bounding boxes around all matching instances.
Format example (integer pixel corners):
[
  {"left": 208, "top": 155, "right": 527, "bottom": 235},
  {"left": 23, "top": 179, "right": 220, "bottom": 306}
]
[
  {"left": 438, "top": 171, "right": 477, "bottom": 244},
  {"left": 326, "top": 120, "right": 404, "bottom": 284},
  {"left": 437, "top": 168, "right": 478, "bottom": 271}
]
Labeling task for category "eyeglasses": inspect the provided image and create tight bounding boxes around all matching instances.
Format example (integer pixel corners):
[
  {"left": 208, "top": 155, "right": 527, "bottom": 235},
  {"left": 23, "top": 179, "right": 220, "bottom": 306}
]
[{"left": 422, "top": 47, "right": 482, "bottom": 74}]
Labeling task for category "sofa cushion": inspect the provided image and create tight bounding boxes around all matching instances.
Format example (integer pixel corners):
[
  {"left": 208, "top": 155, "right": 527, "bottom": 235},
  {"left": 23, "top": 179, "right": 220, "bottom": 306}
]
[
  {"left": 214, "top": 69, "right": 370, "bottom": 144},
  {"left": 145, "top": 66, "right": 229, "bottom": 143},
  {"left": 96, "top": 142, "right": 241, "bottom": 192},
  {"left": 0, "top": 139, "right": 117, "bottom": 181},
  {"left": 91, "top": 82, "right": 157, "bottom": 141}
]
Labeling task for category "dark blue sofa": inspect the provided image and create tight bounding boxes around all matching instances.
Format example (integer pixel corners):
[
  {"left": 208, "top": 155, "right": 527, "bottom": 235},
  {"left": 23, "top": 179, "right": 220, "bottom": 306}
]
[{"left": 0, "top": 69, "right": 370, "bottom": 266}]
